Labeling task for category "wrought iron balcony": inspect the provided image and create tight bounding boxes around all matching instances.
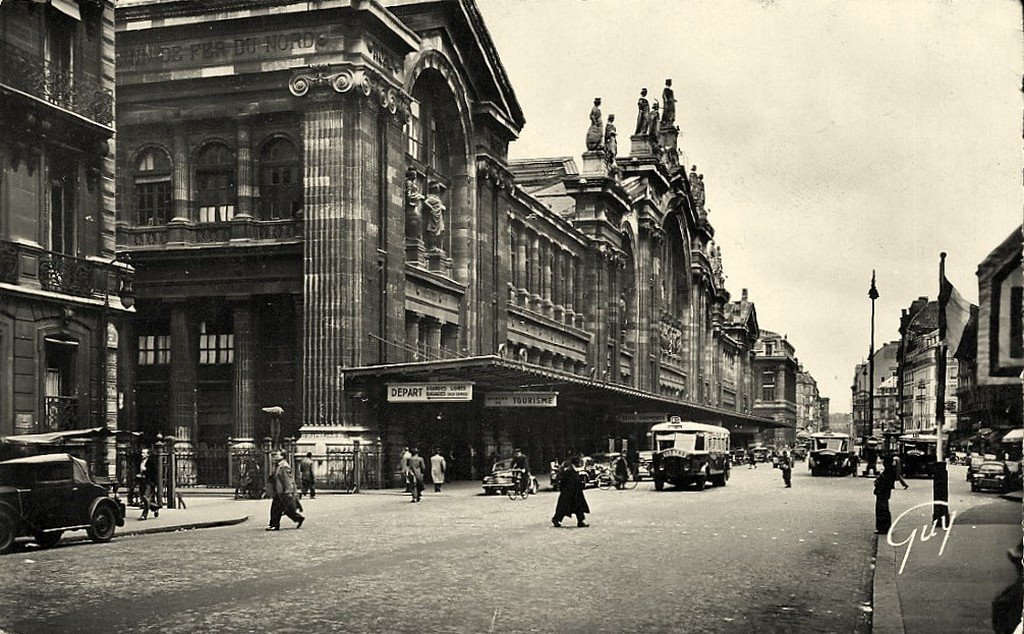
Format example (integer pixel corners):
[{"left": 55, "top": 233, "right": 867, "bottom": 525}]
[
  {"left": 0, "top": 42, "right": 113, "bottom": 126},
  {"left": 45, "top": 396, "right": 78, "bottom": 432},
  {"left": 1, "top": 239, "right": 134, "bottom": 303},
  {"left": 118, "top": 218, "right": 304, "bottom": 247}
]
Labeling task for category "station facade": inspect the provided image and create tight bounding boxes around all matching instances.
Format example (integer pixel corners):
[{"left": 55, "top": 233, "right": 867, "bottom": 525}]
[{"left": 113, "top": 0, "right": 783, "bottom": 485}]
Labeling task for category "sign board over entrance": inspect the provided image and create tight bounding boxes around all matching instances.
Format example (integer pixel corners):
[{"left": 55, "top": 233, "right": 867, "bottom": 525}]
[
  {"left": 387, "top": 383, "right": 473, "bottom": 402},
  {"left": 484, "top": 392, "right": 558, "bottom": 408},
  {"left": 616, "top": 413, "right": 669, "bottom": 424}
]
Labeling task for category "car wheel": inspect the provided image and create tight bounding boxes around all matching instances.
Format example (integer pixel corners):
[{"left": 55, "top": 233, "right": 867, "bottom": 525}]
[
  {"left": 0, "top": 513, "right": 15, "bottom": 555},
  {"left": 654, "top": 478, "right": 664, "bottom": 491},
  {"left": 87, "top": 505, "right": 117, "bottom": 543},
  {"left": 970, "top": 483, "right": 978, "bottom": 492},
  {"left": 694, "top": 478, "right": 706, "bottom": 491},
  {"left": 33, "top": 531, "right": 62, "bottom": 549}
]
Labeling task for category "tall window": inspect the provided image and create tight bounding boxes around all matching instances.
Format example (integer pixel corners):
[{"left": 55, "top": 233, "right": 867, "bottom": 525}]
[
  {"left": 43, "top": 338, "right": 77, "bottom": 432},
  {"left": 761, "top": 370, "right": 776, "bottom": 401},
  {"left": 764, "top": 342, "right": 774, "bottom": 356},
  {"left": 406, "top": 101, "right": 422, "bottom": 159},
  {"left": 134, "top": 148, "right": 172, "bottom": 225},
  {"left": 259, "top": 139, "right": 302, "bottom": 220},
  {"left": 48, "top": 156, "right": 76, "bottom": 255},
  {"left": 195, "top": 143, "right": 235, "bottom": 223},
  {"left": 199, "top": 321, "right": 233, "bottom": 365},
  {"left": 138, "top": 335, "right": 171, "bottom": 365},
  {"left": 44, "top": 10, "right": 76, "bottom": 104}
]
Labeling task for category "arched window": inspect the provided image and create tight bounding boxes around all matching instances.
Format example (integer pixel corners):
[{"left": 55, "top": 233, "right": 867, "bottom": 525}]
[
  {"left": 195, "top": 143, "right": 235, "bottom": 223},
  {"left": 259, "top": 138, "right": 302, "bottom": 220},
  {"left": 133, "top": 148, "right": 172, "bottom": 226}
]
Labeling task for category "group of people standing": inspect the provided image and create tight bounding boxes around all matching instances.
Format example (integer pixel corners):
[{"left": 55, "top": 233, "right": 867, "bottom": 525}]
[{"left": 400, "top": 447, "right": 448, "bottom": 502}]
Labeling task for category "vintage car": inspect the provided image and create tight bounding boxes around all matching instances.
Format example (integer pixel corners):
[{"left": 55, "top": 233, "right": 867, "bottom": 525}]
[
  {"left": 749, "top": 445, "right": 773, "bottom": 463},
  {"left": 792, "top": 445, "right": 808, "bottom": 461},
  {"left": 651, "top": 419, "right": 730, "bottom": 491},
  {"left": 899, "top": 433, "right": 945, "bottom": 479},
  {"left": 549, "top": 456, "right": 598, "bottom": 490},
  {"left": 0, "top": 453, "right": 126, "bottom": 554},
  {"left": 728, "top": 449, "right": 746, "bottom": 466},
  {"left": 482, "top": 458, "right": 539, "bottom": 495},
  {"left": 971, "top": 461, "right": 1018, "bottom": 494},
  {"left": 636, "top": 451, "right": 654, "bottom": 480},
  {"left": 808, "top": 432, "right": 855, "bottom": 476}
]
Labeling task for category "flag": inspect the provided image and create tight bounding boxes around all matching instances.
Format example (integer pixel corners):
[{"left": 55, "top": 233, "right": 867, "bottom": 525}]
[{"left": 939, "top": 272, "right": 972, "bottom": 356}]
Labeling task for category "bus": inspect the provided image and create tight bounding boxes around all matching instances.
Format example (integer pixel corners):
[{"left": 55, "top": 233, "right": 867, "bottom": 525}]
[
  {"left": 650, "top": 418, "right": 730, "bottom": 491},
  {"left": 808, "top": 432, "right": 856, "bottom": 476}
]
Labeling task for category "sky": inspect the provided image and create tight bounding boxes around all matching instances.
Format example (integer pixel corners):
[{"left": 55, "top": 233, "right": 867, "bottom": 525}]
[{"left": 476, "top": 0, "right": 1023, "bottom": 411}]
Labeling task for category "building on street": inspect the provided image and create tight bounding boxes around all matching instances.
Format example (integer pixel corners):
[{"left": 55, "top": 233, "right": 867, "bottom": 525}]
[
  {"left": 899, "top": 297, "right": 965, "bottom": 435},
  {"left": 112, "top": 0, "right": 783, "bottom": 485},
  {"left": 0, "top": 0, "right": 134, "bottom": 473},
  {"left": 851, "top": 340, "right": 899, "bottom": 439},
  {"left": 751, "top": 330, "right": 799, "bottom": 446}
]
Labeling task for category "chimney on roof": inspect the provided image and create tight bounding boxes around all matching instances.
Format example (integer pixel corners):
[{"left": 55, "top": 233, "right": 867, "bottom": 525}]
[{"left": 741, "top": 288, "right": 748, "bottom": 301}]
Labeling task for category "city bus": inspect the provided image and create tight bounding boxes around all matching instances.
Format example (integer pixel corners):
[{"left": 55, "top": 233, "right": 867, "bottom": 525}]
[
  {"left": 808, "top": 432, "right": 856, "bottom": 476},
  {"left": 650, "top": 418, "right": 730, "bottom": 491}
]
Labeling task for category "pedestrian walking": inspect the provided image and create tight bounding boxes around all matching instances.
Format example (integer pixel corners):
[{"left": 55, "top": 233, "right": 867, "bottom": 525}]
[
  {"left": 747, "top": 451, "right": 757, "bottom": 469},
  {"left": 430, "top": 449, "right": 447, "bottom": 493},
  {"left": 873, "top": 457, "right": 908, "bottom": 534},
  {"left": 613, "top": 454, "right": 630, "bottom": 489},
  {"left": 267, "top": 450, "right": 305, "bottom": 531},
  {"left": 137, "top": 447, "right": 161, "bottom": 520},
  {"left": 552, "top": 457, "right": 590, "bottom": 528},
  {"left": 406, "top": 448, "right": 426, "bottom": 502},
  {"left": 780, "top": 450, "right": 793, "bottom": 488},
  {"left": 299, "top": 452, "right": 316, "bottom": 499},
  {"left": 400, "top": 446, "right": 412, "bottom": 492}
]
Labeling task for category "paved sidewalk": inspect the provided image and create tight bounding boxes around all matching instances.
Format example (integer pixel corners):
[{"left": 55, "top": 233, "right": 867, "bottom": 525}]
[
  {"left": 872, "top": 495, "right": 1021, "bottom": 633},
  {"left": 66, "top": 496, "right": 256, "bottom": 542}
]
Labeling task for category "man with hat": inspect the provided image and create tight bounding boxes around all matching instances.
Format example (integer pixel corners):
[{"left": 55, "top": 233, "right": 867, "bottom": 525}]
[{"left": 267, "top": 450, "right": 305, "bottom": 530}]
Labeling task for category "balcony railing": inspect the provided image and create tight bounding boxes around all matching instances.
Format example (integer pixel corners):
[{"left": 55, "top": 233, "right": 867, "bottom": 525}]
[
  {"left": 0, "top": 42, "right": 113, "bottom": 126},
  {"left": 118, "top": 218, "right": 304, "bottom": 247},
  {"left": 45, "top": 396, "right": 78, "bottom": 432},
  {"left": 1, "top": 239, "right": 134, "bottom": 303}
]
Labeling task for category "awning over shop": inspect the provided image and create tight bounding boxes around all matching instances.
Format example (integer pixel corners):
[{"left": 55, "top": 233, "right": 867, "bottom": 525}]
[
  {"left": 0, "top": 427, "right": 139, "bottom": 446},
  {"left": 343, "top": 355, "right": 787, "bottom": 430},
  {"left": 1001, "top": 428, "right": 1023, "bottom": 443}
]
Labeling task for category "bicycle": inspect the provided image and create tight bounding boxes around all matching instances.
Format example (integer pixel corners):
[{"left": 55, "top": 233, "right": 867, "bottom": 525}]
[
  {"left": 597, "top": 467, "right": 638, "bottom": 491},
  {"left": 507, "top": 469, "right": 531, "bottom": 500}
]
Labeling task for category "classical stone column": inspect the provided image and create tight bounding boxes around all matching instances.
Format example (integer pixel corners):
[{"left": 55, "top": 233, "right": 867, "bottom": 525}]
[
  {"left": 231, "top": 299, "right": 256, "bottom": 446},
  {"left": 405, "top": 313, "right": 421, "bottom": 361},
  {"left": 423, "top": 319, "right": 442, "bottom": 359},
  {"left": 516, "top": 226, "right": 528, "bottom": 293},
  {"left": 170, "top": 129, "right": 191, "bottom": 222},
  {"left": 235, "top": 119, "right": 254, "bottom": 218},
  {"left": 169, "top": 305, "right": 197, "bottom": 479}
]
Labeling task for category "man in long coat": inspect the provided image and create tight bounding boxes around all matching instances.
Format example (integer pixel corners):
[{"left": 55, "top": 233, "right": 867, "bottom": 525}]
[
  {"left": 430, "top": 449, "right": 447, "bottom": 493},
  {"left": 267, "top": 451, "right": 305, "bottom": 530},
  {"left": 552, "top": 457, "right": 590, "bottom": 527},
  {"left": 407, "top": 448, "right": 426, "bottom": 503}
]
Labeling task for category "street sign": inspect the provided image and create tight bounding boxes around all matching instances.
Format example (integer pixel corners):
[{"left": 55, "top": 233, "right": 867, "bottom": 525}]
[
  {"left": 387, "top": 383, "right": 473, "bottom": 402},
  {"left": 616, "top": 413, "right": 669, "bottom": 424},
  {"left": 484, "top": 392, "right": 558, "bottom": 408}
]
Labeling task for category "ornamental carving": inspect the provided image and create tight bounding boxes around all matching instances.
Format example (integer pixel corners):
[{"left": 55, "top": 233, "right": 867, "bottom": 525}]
[
  {"left": 288, "top": 64, "right": 409, "bottom": 122},
  {"left": 476, "top": 158, "right": 515, "bottom": 192}
]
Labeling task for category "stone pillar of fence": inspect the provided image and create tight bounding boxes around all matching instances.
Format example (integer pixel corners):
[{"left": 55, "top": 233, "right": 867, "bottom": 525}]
[
  {"left": 154, "top": 435, "right": 166, "bottom": 509},
  {"left": 375, "top": 437, "right": 383, "bottom": 490},
  {"left": 353, "top": 439, "right": 362, "bottom": 493},
  {"left": 165, "top": 435, "right": 177, "bottom": 509}
]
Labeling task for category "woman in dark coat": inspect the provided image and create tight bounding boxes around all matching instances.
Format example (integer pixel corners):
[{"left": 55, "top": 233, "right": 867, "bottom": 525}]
[{"left": 552, "top": 457, "right": 590, "bottom": 527}]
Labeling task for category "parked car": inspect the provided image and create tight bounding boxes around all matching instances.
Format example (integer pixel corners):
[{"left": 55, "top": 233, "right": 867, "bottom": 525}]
[
  {"left": 549, "top": 456, "right": 598, "bottom": 490},
  {"left": 792, "top": 445, "right": 808, "bottom": 461},
  {"left": 971, "top": 461, "right": 1017, "bottom": 494},
  {"left": 968, "top": 453, "right": 998, "bottom": 482},
  {"left": 729, "top": 449, "right": 747, "bottom": 466},
  {"left": 482, "top": 458, "right": 539, "bottom": 495},
  {"left": 636, "top": 451, "right": 654, "bottom": 480},
  {"left": 0, "top": 453, "right": 126, "bottom": 554}
]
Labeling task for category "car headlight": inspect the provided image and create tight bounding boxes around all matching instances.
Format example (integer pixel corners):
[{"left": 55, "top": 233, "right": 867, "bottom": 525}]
[{"left": 995, "top": 475, "right": 1005, "bottom": 480}]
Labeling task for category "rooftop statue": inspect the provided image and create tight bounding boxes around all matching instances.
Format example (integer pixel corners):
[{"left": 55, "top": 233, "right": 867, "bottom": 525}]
[
  {"left": 634, "top": 88, "right": 649, "bottom": 135},
  {"left": 585, "top": 97, "right": 604, "bottom": 151},
  {"left": 647, "top": 101, "right": 660, "bottom": 141},
  {"left": 604, "top": 114, "right": 618, "bottom": 163},
  {"left": 689, "top": 165, "right": 705, "bottom": 211},
  {"left": 661, "top": 79, "right": 676, "bottom": 128}
]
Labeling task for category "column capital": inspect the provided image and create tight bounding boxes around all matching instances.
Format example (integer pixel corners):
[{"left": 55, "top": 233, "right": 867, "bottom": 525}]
[{"left": 288, "top": 63, "right": 411, "bottom": 123}]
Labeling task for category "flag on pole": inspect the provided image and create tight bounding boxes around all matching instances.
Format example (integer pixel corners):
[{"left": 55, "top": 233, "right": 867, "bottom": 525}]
[{"left": 939, "top": 268, "right": 972, "bottom": 356}]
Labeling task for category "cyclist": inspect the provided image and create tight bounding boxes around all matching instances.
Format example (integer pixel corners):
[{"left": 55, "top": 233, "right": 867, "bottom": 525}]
[
  {"left": 511, "top": 448, "right": 531, "bottom": 494},
  {"left": 612, "top": 454, "right": 630, "bottom": 489}
]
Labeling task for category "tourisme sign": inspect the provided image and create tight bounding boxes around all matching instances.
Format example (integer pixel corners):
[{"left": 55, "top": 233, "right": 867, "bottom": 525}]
[
  {"left": 387, "top": 383, "right": 473, "bottom": 402},
  {"left": 484, "top": 392, "right": 558, "bottom": 408}
]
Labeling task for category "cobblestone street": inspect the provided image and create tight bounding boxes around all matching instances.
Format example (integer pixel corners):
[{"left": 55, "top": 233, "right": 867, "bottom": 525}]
[{"left": 0, "top": 464, "right": 1005, "bottom": 633}]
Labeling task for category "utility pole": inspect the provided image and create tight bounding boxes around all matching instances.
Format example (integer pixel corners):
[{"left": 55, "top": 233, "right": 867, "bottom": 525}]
[{"left": 933, "top": 254, "right": 950, "bottom": 522}]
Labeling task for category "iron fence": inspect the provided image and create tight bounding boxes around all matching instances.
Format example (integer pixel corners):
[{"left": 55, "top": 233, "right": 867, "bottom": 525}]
[{"left": 297, "top": 443, "right": 382, "bottom": 492}]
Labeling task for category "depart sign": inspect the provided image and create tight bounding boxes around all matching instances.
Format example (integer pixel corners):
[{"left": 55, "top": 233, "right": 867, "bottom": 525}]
[
  {"left": 387, "top": 383, "right": 473, "bottom": 402},
  {"left": 484, "top": 392, "right": 558, "bottom": 408}
]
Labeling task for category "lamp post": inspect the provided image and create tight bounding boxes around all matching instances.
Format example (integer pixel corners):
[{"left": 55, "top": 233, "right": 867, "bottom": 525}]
[{"left": 865, "top": 271, "right": 879, "bottom": 474}]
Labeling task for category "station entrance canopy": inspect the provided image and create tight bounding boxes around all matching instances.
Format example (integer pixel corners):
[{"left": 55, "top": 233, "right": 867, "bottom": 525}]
[{"left": 343, "top": 355, "right": 788, "bottom": 431}]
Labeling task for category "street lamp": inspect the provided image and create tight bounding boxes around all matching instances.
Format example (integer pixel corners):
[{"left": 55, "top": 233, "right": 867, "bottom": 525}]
[{"left": 866, "top": 271, "right": 879, "bottom": 474}]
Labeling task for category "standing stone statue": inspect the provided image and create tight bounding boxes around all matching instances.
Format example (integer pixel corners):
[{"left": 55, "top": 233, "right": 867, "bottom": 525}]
[
  {"left": 422, "top": 182, "right": 446, "bottom": 250},
  {"left": 689, "top": 166, "right": 705, "bottom": 211},
  {"left": 634, "top": 88, "right": 649, "bottom": 135},
  {"left": 661, "top": 79, "right": 676, "bottom": 129},
  {"left": 585, "top": 97, "right": 603, "bottom": 151},
  {"left": 405, "top": 167, "right": 424, "bottom": 239},
  {"left": 647, "top": 101, "right": 660, "bottom": 142},
  {"left": 604, "top": 114, "right": 618, "bottom": 162}
]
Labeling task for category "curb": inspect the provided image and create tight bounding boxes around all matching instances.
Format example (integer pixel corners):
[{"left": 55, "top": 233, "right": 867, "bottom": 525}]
[
  {"left": 66, "top": 515, "right": 250, "bottom": 542},
  {"left": 871, "top": 533, "right": 906, "bottom": 634}
]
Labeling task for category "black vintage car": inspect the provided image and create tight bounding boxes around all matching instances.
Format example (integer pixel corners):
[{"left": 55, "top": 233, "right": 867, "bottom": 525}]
[
  {"left": 0, "top": 453, "right": 126, "bottom": 554},
  {"left": 808, "top": 432, "right": 855, "bottom": 476}
]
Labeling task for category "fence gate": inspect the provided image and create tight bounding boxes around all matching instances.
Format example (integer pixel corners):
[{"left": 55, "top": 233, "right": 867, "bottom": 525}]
[{"left": 301, "top": 443, "right": 382, "bottom": 492}]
